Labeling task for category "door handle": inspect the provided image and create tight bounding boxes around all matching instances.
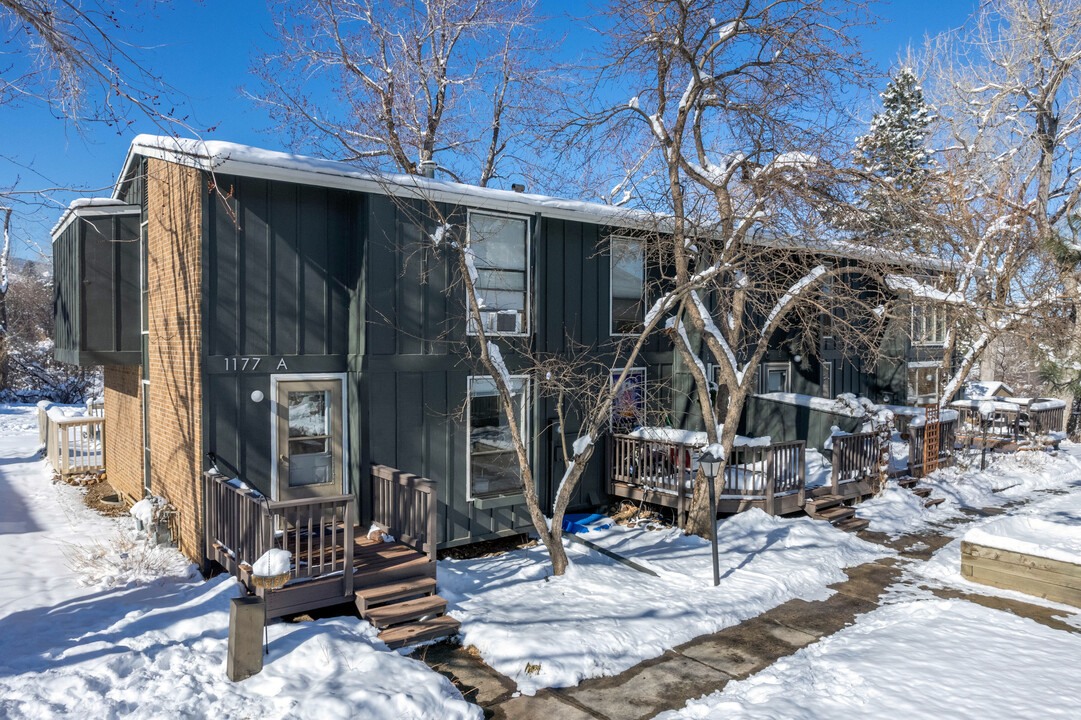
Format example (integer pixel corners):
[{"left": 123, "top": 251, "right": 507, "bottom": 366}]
[{"left": 279, "top": 454, "right": 289, "bottom": 465}]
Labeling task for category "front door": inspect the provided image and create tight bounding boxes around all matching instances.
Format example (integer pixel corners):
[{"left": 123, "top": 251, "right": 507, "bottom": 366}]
[{"left": 275, "top": 378, "right": 344, "bottom": 501}]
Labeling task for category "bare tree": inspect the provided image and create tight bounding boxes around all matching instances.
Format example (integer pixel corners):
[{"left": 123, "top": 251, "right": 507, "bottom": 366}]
[
  {"left": 425, "top": 212, "right": 685, "bottom": 576},
  {"left": 251, "top": 0, "right": 559, "bottom": 187},
  {"left": 922, "top": 0, "right": 1081, "bottom": 425},
  {"left": 563, "top": 0, "right": 890, "bottom": 538}
]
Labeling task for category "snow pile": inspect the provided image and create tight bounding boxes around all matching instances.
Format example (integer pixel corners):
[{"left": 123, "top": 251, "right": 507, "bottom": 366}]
[
  {"left": 440, "top": 509, "right": 889, "bottom": 695},
  {"left": 253, "top": 548, "right": 293, "bottom": 577},
  {"left": 367, "top": 524, "right": 395, "bottom": 543},
  {"left": 864, "top": 445, "right": 1081, "bottom": 541},
  {"left": 656, "top": 599, "right": 1081, "bottom": 720},
  {"left": 0, "top": 404, "right": 481, "bottom": 720},
  {"left": 627, "top": 425, "right": 770, "bottom": 447},
  {"left": 964, "top": 516, "right": 1081, "bottom": 566},
  {"left": 129, "top": 497, "right": 158, "bottom": 526},
  {"left": 855, "top": 481, "right": 944, "bottom": 537}
]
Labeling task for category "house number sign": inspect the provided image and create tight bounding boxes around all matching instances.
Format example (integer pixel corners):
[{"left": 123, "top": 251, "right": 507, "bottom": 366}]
[{"left": 222, "top": 356, "right": 289, "bottom": 372}]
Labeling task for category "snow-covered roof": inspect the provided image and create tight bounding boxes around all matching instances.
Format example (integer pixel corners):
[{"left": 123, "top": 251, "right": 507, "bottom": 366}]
[
  {"left": 885, "top": 274, "right": 966, "bottom": 303},
  {"left": 116, "top": 135, "right": 652, "bottom": 228},
  {"left": 964, "top": 380, "right": 1014, "bottom": 398},
  {"left": 50, "top": 197, "right": 139, "bottom": 239},
  {"left": 106, "top": 135, "right": 955, "bottom": 273}
]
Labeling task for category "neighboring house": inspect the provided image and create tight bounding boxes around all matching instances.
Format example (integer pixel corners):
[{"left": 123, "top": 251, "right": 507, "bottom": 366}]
[
  {"left": 964, "top": 380, "right": 1015, "bottom": 400},
  {"left": 51, "top": 136, "right": 950, "bottom": 567}
]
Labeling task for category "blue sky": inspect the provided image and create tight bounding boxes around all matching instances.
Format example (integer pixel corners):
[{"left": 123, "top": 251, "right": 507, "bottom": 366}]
[{"left": 2, "top": 0, "right": 978, "bottom": 260}]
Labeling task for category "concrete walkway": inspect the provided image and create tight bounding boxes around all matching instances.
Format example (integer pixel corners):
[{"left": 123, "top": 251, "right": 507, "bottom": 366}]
[{"left": 416, "top": 505, "right": 1081, "bottom": 720}]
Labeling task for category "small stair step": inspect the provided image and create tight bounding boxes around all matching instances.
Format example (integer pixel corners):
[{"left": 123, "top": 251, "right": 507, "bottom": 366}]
[
  {"left": 806, "top": 494, "right": 844, "bottom": 510},
  {"left": 379, "top": 615, "right": 461, "bottom": 650},
  {"left": 911, "top": 487, "right": 932, "bottom": 498},
  {"left": 835, "top": 516, "right": 870, "bottom": 532},
  {"left": 365, "top": 594, "right": 448, "bottom": 629},
  {"left": 897, "top": 477, "right": 919, "bottom": 488},
  {"left": 813, "top": 505, "right": 855, "bottom": 522},
  {"left": 924, "top": 497, "right": 945, "bottom": 508},
  {"left": 355, "top": 576, "right": 437, "bottom": 612}
]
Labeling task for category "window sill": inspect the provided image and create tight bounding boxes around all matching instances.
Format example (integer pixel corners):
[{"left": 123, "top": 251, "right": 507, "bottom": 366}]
[{"left": 472, "top": 493, "right": 525, "bottom": 509}]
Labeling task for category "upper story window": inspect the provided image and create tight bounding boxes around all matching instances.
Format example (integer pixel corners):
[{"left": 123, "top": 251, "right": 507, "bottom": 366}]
[
  {"left": 611, "top": 236, "right": 645, "bottom": 334},
  {"left": 912, "top": 304, "right": 947, "bottom": 345},
  {"left": 467, "top": 211, "right": 529, "bottom": 336}
]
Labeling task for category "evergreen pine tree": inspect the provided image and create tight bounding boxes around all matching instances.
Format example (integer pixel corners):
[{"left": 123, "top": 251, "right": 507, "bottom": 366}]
[{"left": 853, "top": 67, "right": 934, "bottom": 246}]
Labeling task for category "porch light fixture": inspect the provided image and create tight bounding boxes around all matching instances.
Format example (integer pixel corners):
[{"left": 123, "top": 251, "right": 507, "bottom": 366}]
[{"left": 698, "top": 449, "right": 722, "bottom": 587}]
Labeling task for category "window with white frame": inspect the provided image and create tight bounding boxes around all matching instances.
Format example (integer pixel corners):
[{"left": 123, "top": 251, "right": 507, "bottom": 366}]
[
  {"left": 611, "top": 236, "right": 645, "bottom": 334},
  {"left": 907, "top": 363, "right": 942, "bottom": 405},
  {"left": 468, "top": 376, "right": 528, "bottom": 498},
  {"left": 759, "top": 362, "right": 791, "bottom": 394},
  {"left": 467, "top": 211, "right": 529, "bottom": 335},
  {"left": 911, "top": 304, "right": 947, "bottom": 345},
  {"left": 821, "top": 360, "right": 834, "bottom": 399},
  {"left": 611, "top": 368, "right": 646, "bottom": 433}
]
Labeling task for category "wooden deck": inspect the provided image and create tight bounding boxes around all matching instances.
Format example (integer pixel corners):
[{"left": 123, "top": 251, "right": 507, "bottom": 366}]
[
  {"left": 607, "top": 420, "right": 962, "bottom": 532},
  {"left": 204, "top": 465, "right": 457, "bottom": 649}
]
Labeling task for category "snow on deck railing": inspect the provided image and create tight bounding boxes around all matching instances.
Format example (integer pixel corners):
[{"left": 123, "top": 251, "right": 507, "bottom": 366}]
[
  {"left": 36, "top": 403, "right": 105, "bottom": 478},
  {"left": 609, "top": 431, "right": 805, "bottom": 516},
  {"left": 950, "top": 398, "right": 1066, "bottom": 441}
]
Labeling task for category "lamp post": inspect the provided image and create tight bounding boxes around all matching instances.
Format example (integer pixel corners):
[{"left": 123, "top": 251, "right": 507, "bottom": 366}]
[
  {"left": 979, "top": 401, "right": 995, "bottom": 471},
  {"left": 698, "top": 449, "right": 722, "bottom": 587}
]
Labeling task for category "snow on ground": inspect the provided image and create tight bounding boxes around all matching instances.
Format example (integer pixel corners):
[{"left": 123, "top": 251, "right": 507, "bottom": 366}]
[
  {"left": 965, "top": 514, "right": 1081, "bottom": 565},
  {"left": 655, "top": 598, "right": 1081, "bottom": 720},
  {"left": 440, "top": 509, "right": 890, "bottom": 695},
  {"left": 908, "top": 457, "right": 1081, "bottom": 612},
  {"left": 856, "top": 445, "right": 1081, "bottom": 537},
  {"left": 0, "top": 405, "right": 480, "bottom": 720}
]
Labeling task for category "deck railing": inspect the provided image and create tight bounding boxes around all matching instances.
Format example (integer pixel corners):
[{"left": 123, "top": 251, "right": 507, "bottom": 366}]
[
  {"left": 203, "top": 472, "right": 354, "bottom": 595},
  {"left": 609, "top": 434, "right": 805, "bottom": 514},
  {"left": 908, "top": 418, "right": 957, "bottom": 478},
  {"left": 952, "top": 401, "right": 1065, "bottom": 443},
  {"left": 370, "top": 465, "right": 438, "bottom": 563},
  {"left": 38, "top": 404, "right": 105, "bottom": 478},
  {"left": 830, "top": 431, "right": 880, "bottom": 493}
]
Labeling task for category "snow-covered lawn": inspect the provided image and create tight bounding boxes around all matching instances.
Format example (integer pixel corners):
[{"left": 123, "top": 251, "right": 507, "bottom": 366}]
[
  {"left": 440, "top": 509, "right": 890, "bottom": 695},
  {"left": 0, "top": 405, "right": 480, "bottom": 720},
  {"left": 655, "top": 598, "right": 1081, "bottom": 720},
  {"left": 910, "top": 456, "right": 1081, "bottom": 610},
  {"left": 856, "top": 446, "right": 1081, "bottom": 537}
]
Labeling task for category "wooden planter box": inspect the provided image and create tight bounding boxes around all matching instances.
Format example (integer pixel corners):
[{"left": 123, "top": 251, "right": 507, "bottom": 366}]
[{"left": 960, "top": 540, "right": 1081, "bottom": 608}]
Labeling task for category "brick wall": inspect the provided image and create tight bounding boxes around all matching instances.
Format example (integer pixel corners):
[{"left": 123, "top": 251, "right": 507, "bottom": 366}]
[
  {"left": 102, "top": 365, "right": 142, "bottom": 503},
  {"left": 145, "top": 158, "right": 204, "bottom": 562}
]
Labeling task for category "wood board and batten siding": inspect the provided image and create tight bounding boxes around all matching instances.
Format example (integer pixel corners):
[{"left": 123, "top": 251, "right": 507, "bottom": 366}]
[
  {"left": 201, "top": 174, "right": 358, "bottom": 500},
  {"left": 360, "top": 194, "right": 536, "bottom": 548}
]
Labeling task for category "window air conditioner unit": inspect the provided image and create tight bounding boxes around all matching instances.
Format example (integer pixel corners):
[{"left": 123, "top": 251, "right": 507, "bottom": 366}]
[{"left": 478, "top": 310, "right": 522, "bottom": 334}]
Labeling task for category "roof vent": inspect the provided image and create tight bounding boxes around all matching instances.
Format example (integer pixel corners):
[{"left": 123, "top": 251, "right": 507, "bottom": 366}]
[
  {"left": 419, "top": 159, "right": 437, "bottom": 178},
  {"left": 511, "top": 183, "right": 526, "bottom": 193}
]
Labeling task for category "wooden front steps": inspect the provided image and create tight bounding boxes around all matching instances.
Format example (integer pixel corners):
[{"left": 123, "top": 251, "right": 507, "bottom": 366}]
[
  {"left": 355, "top": 572, "right": 459, "bottom": 649},
  {"left": 804, "top": 495, "right": 868, "bottom": 532}
]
